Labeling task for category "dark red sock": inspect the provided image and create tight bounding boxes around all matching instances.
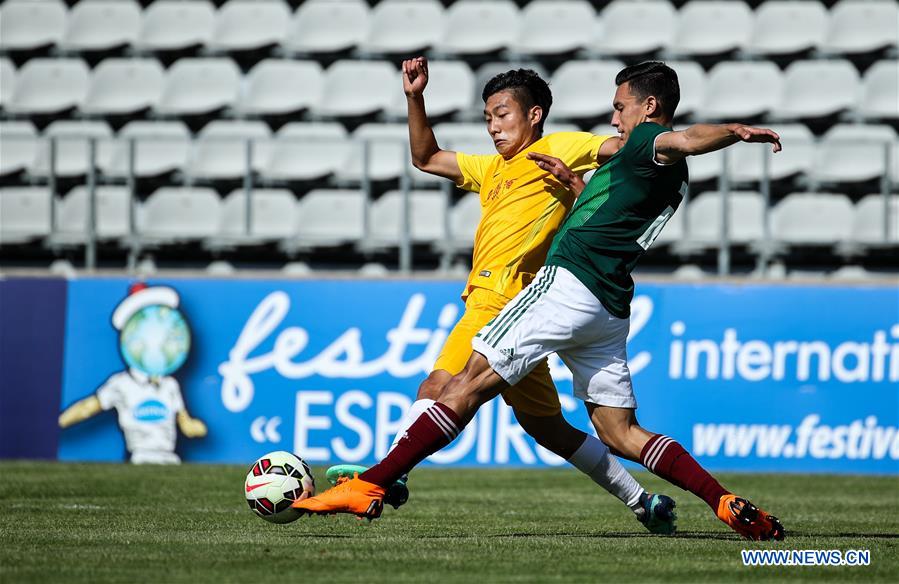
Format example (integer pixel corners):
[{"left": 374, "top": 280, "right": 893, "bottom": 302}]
[
  {"left": 360, "top": 402, "right": 462, "bottom": 488},
  {"left": 640, "top": 434, "right": 729, "bottom": 511}
]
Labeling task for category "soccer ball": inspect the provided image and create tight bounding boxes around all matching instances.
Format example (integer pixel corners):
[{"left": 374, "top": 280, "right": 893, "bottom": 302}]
[{"left": 245, "top": 451, "right": 315, "bottom": 524}]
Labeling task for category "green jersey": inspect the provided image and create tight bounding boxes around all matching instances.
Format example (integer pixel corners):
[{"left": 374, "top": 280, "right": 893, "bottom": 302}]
[{"left": 546, "top": 122, "right": 688, "bottom": 318}]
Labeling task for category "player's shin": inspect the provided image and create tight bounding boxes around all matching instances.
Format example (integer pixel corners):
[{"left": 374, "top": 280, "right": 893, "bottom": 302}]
[{"left": 569, "top": 434, "right": 644, "bottom": 513}]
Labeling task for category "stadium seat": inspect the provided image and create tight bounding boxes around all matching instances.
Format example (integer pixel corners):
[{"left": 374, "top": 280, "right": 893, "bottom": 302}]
[
  {"left": 822, "top": 0, "right": 899, "bottom": 55},
  {"left": 593, "top": 0, "right": 676, "bottom": 56},
  {"left": 667, "top": 61, "right": 706, "bottom": 118},
  {"left": 342, "top": 123, "right": 409, "bottom": 183},
  {"left": 263, "top": 122, "right": 351, "bottom": 182},
  {"left": 0, "top": 0, "right": 66, "bottom": 52},
  {"left": 812, "top": 124, "right": 898, "bottom": 184},
  {"left": 360, "top": 0, "right": 443, "bottom": 55},
  {"left": 746, "top": 0, "right": 828, "bottom": 56},
  {"left": 437, "top": 0, "right": 521, "bottom": 55},
  {"left": 701, "top": 62, "right": 782, "bottom": 120},
  {"left": 101, "top": 121, "right": 190, "bottom": 178},
  {"left": 851, "top": 194, "right": 899, "bottom": 245},
  {"left": 185, "top": 120, "right": 271, "bottom": 181},
  {"left": 5, "top": 58, "right": 89, "bottom": 115},
  {"left": 860, "top": 61, "right": 899, "bottom": 120},
  {"left": 730, "top": 124, "right": 816, "bottom": 182},
  {"left": 669, "top": 0, "right": 753, "bottom": 56},
  {"left": 777, "top": 60, "right": 860, "bottom": 120},
  {"left": 447, "top": 192, "right": 481, "bottom": 252},
  {"left": 207, "top": 0, "right": 291, "bottom": 53},
  {"left": 154, "top": 58, "right": 241, "bottom": 117},
  {"left": 79, "top": 58, "right": 165, "bottom": 116},
  {"left": 284, "top": 0, "right": 369, "bottom": 54},
  {"left": 365, "top": 190, "right": 448, "bottom": 247},
  {"left": 770, "top": 192, "right": 854, "bottom": 246},
  {"left": 510, "top": 0, "right": 595, "bottom": 56},
  {"left": 51, "top": 185, "right": 131, "bottom": 245},
  {"left": 215, "top": 188, "right": 297, "bottom": 243},
  {"left": 386, "top": 60, "right": 474, "bottom": 119},
  {"left": 137, "top": 187, "right": 221, "bottom": 242},
  {"left": 0, "top": 58, "right": 15, "bottom": 109},
  {"left": 0, "top": 122, "right": 38, "bottom": 176},
  {"left": 134, "top": 0, "right": 216, "bottom": 53},
  {"left": 681, "top": 190, "right": 765, "bottom": 248},
  {"left": 59, "top": 0, "right": 140, "bottom": 53},
  {"left": 31, "top": 120, "right": 113, "bottom": 178},
  {"left": 293, "top": 189, "right": 366, "bottom": 247},
  {"left": 0, "top": 187, "right": 52, "bottom": 245},
  {"left": 433, "top": 122, "right": 495, "bottom": 155},
  {"left": 551, "top": 60, "right": 624, "bottom": 120},
  {"left": 237, "top": 59, "right": 323, "bottom": 117},
  {"left": 313, "top": 60, "right": 397, "bottom": 118},
  {"left": 684, "top": 146, "right": 724, "bottom": 183}
]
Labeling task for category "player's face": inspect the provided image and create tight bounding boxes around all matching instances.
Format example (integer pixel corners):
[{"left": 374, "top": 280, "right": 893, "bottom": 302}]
[
  {"left": 610, "top": 82, "right": 648, "bottom": 145},
  {"left": 484, "top": 90, "right": 541, "bottom": 159}
]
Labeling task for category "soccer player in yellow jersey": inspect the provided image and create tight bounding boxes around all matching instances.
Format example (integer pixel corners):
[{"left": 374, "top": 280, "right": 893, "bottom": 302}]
[{"left": 327, "top": 57, "right": 677, "bottom": 534}]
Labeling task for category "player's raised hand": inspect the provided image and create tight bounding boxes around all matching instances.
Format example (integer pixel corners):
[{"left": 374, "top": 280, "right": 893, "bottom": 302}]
[
  {"left": 528, "top": 152, "right": 586, "bottom": 196},
  {"left": 402, "top": 57, "right": 429, "bottom": 98},
  {"left": 732, "top": 125, "right": 782, "bottom": 153}
]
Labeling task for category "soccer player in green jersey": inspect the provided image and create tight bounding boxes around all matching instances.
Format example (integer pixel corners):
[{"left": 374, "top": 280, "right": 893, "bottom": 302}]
[{"left": 295, "top": 62, "right": 786, "bottom": 541}]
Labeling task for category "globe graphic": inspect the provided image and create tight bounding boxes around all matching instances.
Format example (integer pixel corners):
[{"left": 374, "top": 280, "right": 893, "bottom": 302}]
[{"left": 119, "top": 305, "right": 191, "bottom": 377}]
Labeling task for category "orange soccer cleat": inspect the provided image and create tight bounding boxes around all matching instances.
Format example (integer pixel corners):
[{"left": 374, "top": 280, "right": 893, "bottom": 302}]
[
  {"left": 717, "top": 494, "right": 786, "bottom": 541},
  {"left": 292, "top": 476, "right": 386, "bottom": 520}
]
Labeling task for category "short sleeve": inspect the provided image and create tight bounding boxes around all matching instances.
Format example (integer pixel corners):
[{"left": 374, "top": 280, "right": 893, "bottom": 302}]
[
  {"left": 96, "top": 376, "right": 122, "bottom": 410},
  {"left": 456, "top": 151, "right": 496, "bottom": 193},
  {"left": 622, "top": 123, "right": 670, "bottom": 178},
  {"left": 546, "top": 132, "right": 612, "bottom": 175}
]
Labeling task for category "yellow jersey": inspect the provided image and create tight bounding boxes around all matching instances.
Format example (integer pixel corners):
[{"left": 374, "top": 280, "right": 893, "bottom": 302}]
[{"left": 456, "top": 131, "right": 612, "bottom": 300}]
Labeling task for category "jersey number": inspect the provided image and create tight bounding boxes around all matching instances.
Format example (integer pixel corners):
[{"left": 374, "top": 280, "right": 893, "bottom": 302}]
[{"left": 636, "top": 205, "right": 675, "bottom": 251}]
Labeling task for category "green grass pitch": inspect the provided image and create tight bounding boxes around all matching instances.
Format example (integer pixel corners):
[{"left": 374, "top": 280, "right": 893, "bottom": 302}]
[{"left": 1, "top": 462, "right": 897, "bottom": 582}]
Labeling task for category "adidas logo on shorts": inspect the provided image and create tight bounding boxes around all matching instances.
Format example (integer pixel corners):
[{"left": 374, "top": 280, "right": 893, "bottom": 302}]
[{"left": 499, "top": 348, "right": 515, "bottom": 359}]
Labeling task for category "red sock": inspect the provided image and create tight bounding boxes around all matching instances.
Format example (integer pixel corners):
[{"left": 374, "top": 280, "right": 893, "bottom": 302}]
[
  {"left": 640, "top": 434, "right": 729, "bottom": 511},
  {"left": 360, "top": 402, "right": 462, "bottom": 488}
]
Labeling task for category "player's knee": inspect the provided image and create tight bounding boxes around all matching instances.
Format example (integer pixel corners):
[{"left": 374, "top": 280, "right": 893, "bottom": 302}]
[{"left": 515, "top": 412, "right": 584, "bottom": 459}]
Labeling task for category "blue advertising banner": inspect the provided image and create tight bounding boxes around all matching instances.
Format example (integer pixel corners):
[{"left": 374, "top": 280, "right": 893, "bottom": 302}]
[{"left": 57, "top": 278, "right": 899, "bottom": 474}]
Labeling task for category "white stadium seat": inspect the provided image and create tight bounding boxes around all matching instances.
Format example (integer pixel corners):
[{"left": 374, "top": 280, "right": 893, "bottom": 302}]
[
  {"left": 53, "top": 185, "right": 131, "bottom": 244},
  {"left": 683, "top": 190, "right": 765, "bottom": 247},
  {"left": 386, "top": 60, "right": 474, "bottom": 119},
  {"left": 652, "top": 202, "right": 685, "bottom": 247},
  {"left": 80, "top": 58, "right": 165, "bottom": 116},
  {"left": 294, "top": 189, "right": 366, "bottom": 247},
  {"left": 237, "top": 59, "right": 323, "bottom": 116},
  {"left": 667, "top": 61, "right": 706, "bottom": 118},
  {"left": 313, "top": 60, "right": 397, "bottom": 118},
  {"left": 138, "top": 187, "right": 221, "bottom": 241},
  {"left": 433, "top": 122, "right": 496, "bottom": 155},
  {"left": 593, "top": 0, "right": 676, "bottom": 56},
  {"left": 0, "top": 187, "right": 52, "bottom": 244},
  {"left": 813, "top": 124, "right": 898, "bottom": 184},
  {"left": 0, "top": 58, "right": 16, "bottom": 109},
  {"left": 438, "top": 0, "right": 520, "bottom": 55},
  {"left": 777, "top": 60, "right": 860, "bottom": 119},
  {"left": 447, "top": 192, "right": 481, "bottom": 251},
  {"left": 702, "top": 61, "right": 783, "bottom": 120},
  {"left": 852, "top": 194, "right": 899, "bottom": 245},
  {"left": 551, "top": 60, "right": 624, "bottom": 120},
  {"left": 185, "top": 120, "right": 271, "bottom": 181},
  {"left": 32, "top": 121, "right": 113, "bottom": 178},
  {"left": 361, "top": 0, "right": 443, "bottom": 55},
  {"left": 208, "top": 0, "right": 291, "bottom": 53},
  {"left": 669, "top": 1, "right": 753, "bottom": 56},
  {"left": 5, "top": 58, "right": 89, "bottom": 115},
  {"left": 822, "top": 0, "right": 899, "bottom": 55},
  {"left": 216, "top": 188, "right": 297, "bottom": 241},
  {"left": 0, "top": 122, "right": 38, "bottom": 176},
  {"left": 511, "top": 1, "right": 595, "bottom": 56},
  {"left": 771, "top": 193, "right": 854, "bottom": 245},
  {"left": 861, "top": 61, "right": 899, "bottom": 120},
  {"left": 730, "top": 124, "right": 816, "bottom": 182},
  {"left": 155, "top": 58, "right": 241, "bottom": 117},
  {"left": 134, "top": 0, "right": 215, "bottom": 53},
  {"left": 366, "top": 190, "right": 448, "bottom": 246},
  {"left": 747, "top": 1, "right": 828, "bottom": 56},
  {"left": 285, "top": 0, "right": 369, "bottom": 54},
  {"left": 343, "top": 123, "right": 409, "bottom": 183},
  {"left": 263, "top": 122, "right": 351, "bottom": 182},
  {"left": 60, "top": 0, "right": 140, "bottom": 52},
  {"left": 101, "top": 121, "right": 190, "bottom": 178},
  {"left": 0, "top": 0, "right": 66, "bottom": 51}
]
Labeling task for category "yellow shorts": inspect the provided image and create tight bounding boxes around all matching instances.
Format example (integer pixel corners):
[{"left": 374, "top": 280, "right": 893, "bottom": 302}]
[{"left": 433, "top": 287, "right": 561, "bottom": 417}]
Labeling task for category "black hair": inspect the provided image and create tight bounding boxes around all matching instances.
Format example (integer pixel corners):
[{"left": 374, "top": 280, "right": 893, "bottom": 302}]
[
  {"left": 615, "top": 61, "right": 680, "bottom": 120},
  {"left": 482, "top": 69, "right": 552, "bottom": 133}
]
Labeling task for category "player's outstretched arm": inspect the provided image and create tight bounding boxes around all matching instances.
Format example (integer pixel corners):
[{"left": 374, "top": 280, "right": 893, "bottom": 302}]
[
  {"left": 403, "top": 57, "right": 462, "bottom": 182},
  {"left": 527, "top": 152, "right": 586, "bottom": 197},
  {"left": 655, "top": 124, "right": 781, "bottom": 165},
  {"left": 59, "top": 395, "right": 102, "bottom": 428}
]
